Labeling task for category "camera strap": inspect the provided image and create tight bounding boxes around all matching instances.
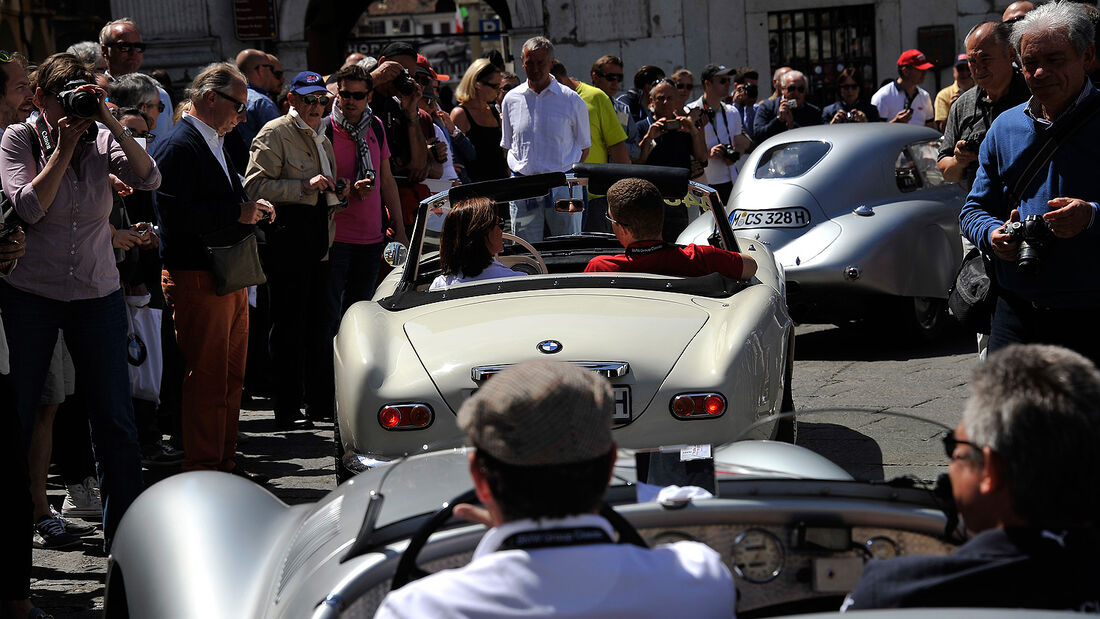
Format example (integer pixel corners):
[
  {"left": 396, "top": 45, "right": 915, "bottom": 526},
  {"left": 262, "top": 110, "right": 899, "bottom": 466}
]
[
  {"left": 1007, "top": 92, "right": 1100, "bottom": 210},
  {"left": 35, "top": 115, "right": 56, "bottom": 162}
]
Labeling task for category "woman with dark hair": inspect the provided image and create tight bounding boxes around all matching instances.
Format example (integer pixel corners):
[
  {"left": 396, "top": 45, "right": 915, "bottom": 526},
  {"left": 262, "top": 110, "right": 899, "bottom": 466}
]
[
  {"left": 822, "top": 67, "right": 881, "bottom": 124},
  {"left": 430, "top": 197, "right": 527, "bottom": 289}
]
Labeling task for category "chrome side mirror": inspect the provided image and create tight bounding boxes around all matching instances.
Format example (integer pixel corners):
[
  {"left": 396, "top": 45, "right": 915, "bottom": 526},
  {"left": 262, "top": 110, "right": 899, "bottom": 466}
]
[{"left": 383, "top": 242, "right": 408, "bottom": 267}]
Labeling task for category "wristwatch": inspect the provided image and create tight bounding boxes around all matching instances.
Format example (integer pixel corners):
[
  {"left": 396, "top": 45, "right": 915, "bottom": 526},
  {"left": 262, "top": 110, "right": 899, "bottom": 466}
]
[{"left": 115, "top": 127, "right": 135, "bottom": 143}]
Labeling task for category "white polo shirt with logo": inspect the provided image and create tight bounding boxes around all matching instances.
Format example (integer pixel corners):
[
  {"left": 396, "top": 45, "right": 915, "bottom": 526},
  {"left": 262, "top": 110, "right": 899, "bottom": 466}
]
[{"left": 871, "top": 81, "right": 934, "bottom": 126}]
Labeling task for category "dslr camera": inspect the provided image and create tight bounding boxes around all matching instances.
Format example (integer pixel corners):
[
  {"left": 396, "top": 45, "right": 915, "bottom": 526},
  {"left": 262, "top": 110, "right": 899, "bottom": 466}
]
[
  {"left": 57, "top": 80, "right": 98, "bottom": 118},
  {"left": 720, "top": 144, "right": 740, "bottom": 162},
  {"left": 392, "top": 69, "right": 417, "bottom": 96},
  {"left": 1003, "top": 214, "right": 1053, "bottom": 275},
  {"left": 962, "top": 131, "right": 986, "bottom": 153}
]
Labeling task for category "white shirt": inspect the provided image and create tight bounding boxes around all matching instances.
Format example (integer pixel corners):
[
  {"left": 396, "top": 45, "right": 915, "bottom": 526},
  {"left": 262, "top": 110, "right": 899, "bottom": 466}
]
[
  {"left": 430, "top": 259, "right": 526, "bottom": 290},
  {"left": 183, "top": 112, "right": 231, "bottom": 183},
  {"left": 686, "top": 96, "right": 743, "bottom": 186},
  {"left": 375, "top": 514, "right": 736, "bottom": 618},
  {"left": 500, "top": 76, "right": 591, "bottom": 175},
  {"left": 871, "top": 81, "right": 934, "bottom": 126}
]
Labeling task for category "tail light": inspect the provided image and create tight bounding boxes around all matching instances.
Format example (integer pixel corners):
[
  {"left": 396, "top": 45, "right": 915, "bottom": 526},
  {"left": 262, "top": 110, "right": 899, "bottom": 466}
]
[
  {"left": 669, "top": 393, "right": 726, "bottom": 419},
  {"left": 378, "top": 404, "right": 434, "bottom": 430}
]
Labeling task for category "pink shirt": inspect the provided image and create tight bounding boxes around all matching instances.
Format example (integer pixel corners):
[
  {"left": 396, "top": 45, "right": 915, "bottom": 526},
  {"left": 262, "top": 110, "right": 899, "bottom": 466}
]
[
  {"left": 332, "top": 120, "right": 390, "bottom": 245},
  {"left": 1, "top": 123, "right": 161, "bottom": 301}
]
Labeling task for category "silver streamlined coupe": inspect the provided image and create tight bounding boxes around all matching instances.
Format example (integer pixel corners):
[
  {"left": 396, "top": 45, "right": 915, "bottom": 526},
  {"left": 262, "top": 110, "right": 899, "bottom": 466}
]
[
  {"left": 107, "top": 410, "right": 1055, "bottom": 619},
  {"left": 719, "top": 123, "right": 966, "bottom": 338},
  {"left": 333, "top": 164, "right": 795, "bottom": 480}
]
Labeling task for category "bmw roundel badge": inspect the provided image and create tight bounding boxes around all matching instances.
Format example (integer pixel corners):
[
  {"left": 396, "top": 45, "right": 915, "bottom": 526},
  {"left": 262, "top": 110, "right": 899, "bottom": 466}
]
[{"left": 536, "top": 340, "right": 563, "bottom": 354}]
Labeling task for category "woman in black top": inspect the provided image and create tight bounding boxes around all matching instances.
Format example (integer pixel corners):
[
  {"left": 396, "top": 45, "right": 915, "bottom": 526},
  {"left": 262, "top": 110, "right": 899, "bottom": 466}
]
[{"left": 451, "top": 59, "right": 508, "bottom": 182}]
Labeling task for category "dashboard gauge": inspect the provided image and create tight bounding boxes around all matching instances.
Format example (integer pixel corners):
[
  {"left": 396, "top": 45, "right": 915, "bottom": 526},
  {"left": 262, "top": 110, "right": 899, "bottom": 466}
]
[
  {"left": 648, "top": 531, "right": 697, "bottom": 546},
  {"left": 731, "top": 528, "right": 784, "bottom": 583},
  {"left": 865, "top": 536, "right": 899, "bottom": 560}
]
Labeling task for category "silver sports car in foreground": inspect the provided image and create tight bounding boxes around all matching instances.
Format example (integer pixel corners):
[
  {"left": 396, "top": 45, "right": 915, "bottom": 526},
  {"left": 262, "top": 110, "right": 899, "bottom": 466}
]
[
  {"left": 333, "top": 165, "right": 795, "bottom": 480},
  {"left": 725, "top": 124, "right": 966, "bottom": 338},
  {"left": 107, "top": 410, "right": 1062, "bottom": 618}
]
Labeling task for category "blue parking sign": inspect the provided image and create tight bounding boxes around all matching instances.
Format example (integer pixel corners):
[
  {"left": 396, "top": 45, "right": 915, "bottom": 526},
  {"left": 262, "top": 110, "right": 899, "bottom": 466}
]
[{"left": 480, "top": 18, "right": 500, "bottom": 40}]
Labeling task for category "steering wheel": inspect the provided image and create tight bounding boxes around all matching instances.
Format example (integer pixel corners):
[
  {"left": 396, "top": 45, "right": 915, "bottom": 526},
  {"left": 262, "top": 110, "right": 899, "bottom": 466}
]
[
  {"left": 501, "top": 232, "right": 548, "bottom": 275},
  {"left": 390, "top": 490, "right": 648, "bottom": 591}
]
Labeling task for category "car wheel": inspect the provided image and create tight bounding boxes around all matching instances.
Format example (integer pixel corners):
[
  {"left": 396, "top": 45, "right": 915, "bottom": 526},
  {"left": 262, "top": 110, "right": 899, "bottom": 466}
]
[
  {"left": 334, "top": 423, "right": 352, "bottom": 484},
  {"left": 906, "top": 296, "right": 948, "bottom": 341},
  {"left": 774, "top": 331, "right": 797, "bottom": 444}
]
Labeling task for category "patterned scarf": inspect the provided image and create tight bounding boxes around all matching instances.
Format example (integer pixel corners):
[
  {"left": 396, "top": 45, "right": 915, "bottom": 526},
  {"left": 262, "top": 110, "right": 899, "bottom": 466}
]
[{"left": 332, "top": 103, "right": 375, "bottom": 182}]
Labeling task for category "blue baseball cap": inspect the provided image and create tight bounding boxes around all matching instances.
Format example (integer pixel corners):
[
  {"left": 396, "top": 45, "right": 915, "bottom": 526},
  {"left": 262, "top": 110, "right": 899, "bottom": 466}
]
[{"left": 290, "top": 71, "right": 328, "bottom": 95}]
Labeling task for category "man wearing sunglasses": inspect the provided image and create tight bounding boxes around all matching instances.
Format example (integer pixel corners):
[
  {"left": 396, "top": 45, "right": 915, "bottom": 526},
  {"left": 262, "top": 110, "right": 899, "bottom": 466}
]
[
  {"left": 687, "top": 64, "right": 751, "bottom": 203},
  {"left": 871, "top": 49, "right": 936, "bottom": 127},
  {"left": 753, "top": 69, "right": 821, "bottom": 143},
  {"left": 99, "top": 18, "right": 173, "bottom": 132},
  {"left": 234, "top": 49, "right": 283, "bottom": 155},
  {"left": 591, "top": 55, "right": 641, "bottom": 163},
  {"left": 845, "top": 344, "right": 1100, "bottom": 611}
]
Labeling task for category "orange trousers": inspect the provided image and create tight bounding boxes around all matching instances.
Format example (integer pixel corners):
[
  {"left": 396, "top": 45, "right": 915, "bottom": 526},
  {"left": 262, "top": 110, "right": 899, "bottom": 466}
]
[{"left": 162, "top": 270, "right": 248, "bottom": 472}]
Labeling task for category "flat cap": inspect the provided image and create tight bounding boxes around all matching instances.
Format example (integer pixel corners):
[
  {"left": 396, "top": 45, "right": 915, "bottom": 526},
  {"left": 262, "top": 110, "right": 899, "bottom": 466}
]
[{"left": 457, "top": 360, "right": 614, "bottom": 466}]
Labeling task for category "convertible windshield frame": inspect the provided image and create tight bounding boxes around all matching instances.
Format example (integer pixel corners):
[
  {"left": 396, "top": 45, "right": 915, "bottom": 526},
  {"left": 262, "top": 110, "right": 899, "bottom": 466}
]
[{"left": 379, "top": 166, "right": 741, "bottom": 311}]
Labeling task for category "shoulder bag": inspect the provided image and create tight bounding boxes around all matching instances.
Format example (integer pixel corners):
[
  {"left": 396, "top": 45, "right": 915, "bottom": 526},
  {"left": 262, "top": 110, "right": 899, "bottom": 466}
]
[{"left": 202, "top": 225, "right": 266, "bottom": 296}]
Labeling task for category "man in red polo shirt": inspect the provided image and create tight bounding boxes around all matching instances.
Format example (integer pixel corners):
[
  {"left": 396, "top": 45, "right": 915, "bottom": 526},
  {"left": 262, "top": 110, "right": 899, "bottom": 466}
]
[{"left": 584, "top": 177, "right": 757, "bottom": 279}]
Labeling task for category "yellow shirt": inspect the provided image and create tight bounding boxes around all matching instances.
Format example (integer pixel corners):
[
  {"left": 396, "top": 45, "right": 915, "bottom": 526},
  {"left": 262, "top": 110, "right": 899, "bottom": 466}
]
[
  {"left": 934, "top": 82, "right": 963, "bottom": 124},
  {"left": 576, "top": 82, "right": 628, "bottom": 164}
]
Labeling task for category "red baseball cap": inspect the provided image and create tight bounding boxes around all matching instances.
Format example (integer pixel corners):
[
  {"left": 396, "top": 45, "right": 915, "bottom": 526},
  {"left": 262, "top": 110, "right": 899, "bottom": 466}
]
[
  {"left": 415, "top": 54, "right": 450, "bottom": 82},
  {"left": 897, "top": 49, "right": 934, "bottom": 70}
]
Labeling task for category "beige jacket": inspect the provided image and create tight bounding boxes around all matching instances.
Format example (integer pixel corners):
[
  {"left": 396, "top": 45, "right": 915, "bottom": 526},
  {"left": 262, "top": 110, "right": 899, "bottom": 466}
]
[{"left": 244, "top": 113, "right": 342, "bottom": 254}]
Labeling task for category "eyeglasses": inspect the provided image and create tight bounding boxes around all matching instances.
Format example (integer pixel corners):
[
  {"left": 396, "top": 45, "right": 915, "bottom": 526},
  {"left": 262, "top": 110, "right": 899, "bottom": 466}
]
[
  {"left": 784, "top": 85, "right": 806, "bottom": 93},
  {"left": 942, "top": 430, "right": 983, "bottom": 460},
  {"left": 213, "top": 90, "right": 247, "bottom": 113},
  {"left": 596, "top": 71, "right": 624, "bottom": 82},
  {"left": 0, "top": 51, "right": 12, "bottom": 63},
  {"left": 142, "top": 100, "right": 166, "bottom": 113},
  {"left": 839, "top": 83, "right": 859, "bottom": 90},
  {"left": 480, "top": 81, "right": 501, "bottom": 90},
  {"left": 338, "top": 90, "right": 370, "bottom": 100},
  {"left": 714, "top": 77, "right": 730, "bottom": 85},
  {"left": 299, "top": 93, "right": 330, "bottom": 106},
  {"left": 108, "top": 41, "right": 146, "bottom": 53},
  {"left": 605, "top": 211, "right": 626, "bottom": 226},
  {"left": 501, "top": 84, "right": 516, "bottom": 93},
  {"left": 676, "top": 83, "right": 694, "bottom": 91}
]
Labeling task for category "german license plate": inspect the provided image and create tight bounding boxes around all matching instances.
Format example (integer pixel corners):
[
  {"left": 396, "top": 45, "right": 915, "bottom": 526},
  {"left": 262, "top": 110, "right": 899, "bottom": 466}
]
[
  {"left": 730, "top": 207, "right": 811, "bottom": 229},
  {"left": 612, "top": 386, "right": 631, "bottom": 424}
]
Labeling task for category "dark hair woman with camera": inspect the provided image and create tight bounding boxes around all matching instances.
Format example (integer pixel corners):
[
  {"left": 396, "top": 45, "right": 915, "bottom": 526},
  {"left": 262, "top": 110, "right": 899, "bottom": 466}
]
[
  {"left": 430, "top": 197, "right": 526, "bottom": 290},
  {"left": 822, "top": 67, "right": 881, "bottom": 124},
  {"left": 0, "top": 52, "right": 159, "bottom": 548}
]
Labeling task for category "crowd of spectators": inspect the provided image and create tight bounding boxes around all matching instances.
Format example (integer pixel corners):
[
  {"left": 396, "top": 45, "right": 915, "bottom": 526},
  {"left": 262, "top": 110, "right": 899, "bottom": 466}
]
[{"left": 5, "top": 1, "right": 1100, "bottom": 616}]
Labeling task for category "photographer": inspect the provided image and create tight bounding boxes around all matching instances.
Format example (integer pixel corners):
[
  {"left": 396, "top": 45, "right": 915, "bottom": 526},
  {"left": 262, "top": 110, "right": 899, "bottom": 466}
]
[
  {"left": 0, "top": 52, "right": 159, "bottom": 548},
  {"left": 687, "top": 64, "right": 751, "bottom": 204},
  {"left": 821, "top": 67, "right": 881, "bottom": 125},
  {"left": 753, "top": 70, "right": 822, "bottom": 142},
  {"left": 959, "top": 3, "right": 1100, "bottom": 364},
  {"left": 245, "top": 70, "right": 348, "bottom": 429}
]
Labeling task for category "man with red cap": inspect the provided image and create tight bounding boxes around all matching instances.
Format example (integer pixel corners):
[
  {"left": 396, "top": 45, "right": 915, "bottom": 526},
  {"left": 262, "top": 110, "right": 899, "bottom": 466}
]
[{"left": 871, "top": 49, "right": 936, "bottom": 127}]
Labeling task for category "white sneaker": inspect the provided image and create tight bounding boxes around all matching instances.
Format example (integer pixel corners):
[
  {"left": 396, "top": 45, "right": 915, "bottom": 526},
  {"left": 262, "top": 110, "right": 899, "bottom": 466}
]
[{"left": 61, "top": 476, "right": 102, "bottom": 521}]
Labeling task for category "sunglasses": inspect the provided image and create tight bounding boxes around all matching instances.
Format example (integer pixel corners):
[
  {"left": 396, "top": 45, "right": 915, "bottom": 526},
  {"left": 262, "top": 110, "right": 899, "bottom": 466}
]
[
  {"left": 676, "top": 83, "right": 694, "bottom": 90},
  {"left": 0, "top": 51, "right": 11, "bottom": 63},
  {"left": 142, "top": 100, "right": 166, "bottom": 113},
  {"left": 784, "top": 85, "right": 806, "bottom": 93},
  {"left": 299, "top": 93, "right": 330, "bottom": 106},
  {"left": 597, "top": 71, "right": 624, "bottom": 82},
  {"left": 213, "top": 90, "right": 246, "bottom": 113},
  {"left": 942, "top": 430, "right": 983, "bottom": 460},
  {"left": 714, "top": 77, "right": 730, "bottom": 85},
  {"left": 109, "top": 41, "right": 146, "bottom": 53},
  {"left": 259, "top": 64, "right": 284, "bottom": 79},
  {"left": 338, "top": 90, "right": 370, "bottom": 100},
  {"left": 480, "top": 81, "right": 501, "bottom": 90},
  {"left": 502, "top": 84, "right": 516, "bottom": 93}
]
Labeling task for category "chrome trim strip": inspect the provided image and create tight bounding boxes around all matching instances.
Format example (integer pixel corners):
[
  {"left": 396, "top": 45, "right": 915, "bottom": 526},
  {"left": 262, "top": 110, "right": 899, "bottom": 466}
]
[{"left": 472, "top": 361, "right": 629, "bottom": 381}]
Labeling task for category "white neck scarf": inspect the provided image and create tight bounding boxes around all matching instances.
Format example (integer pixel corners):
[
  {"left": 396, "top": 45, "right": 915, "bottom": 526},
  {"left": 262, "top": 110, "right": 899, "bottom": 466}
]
[{"left": 290, "top": 107, "right": 338, "bottom": 206}]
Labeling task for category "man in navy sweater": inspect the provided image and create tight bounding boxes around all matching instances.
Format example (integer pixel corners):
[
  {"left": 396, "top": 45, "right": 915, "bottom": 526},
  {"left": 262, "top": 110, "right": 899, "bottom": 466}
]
[{"left": 959, "top": 1, "right": 1100, "bottom": 364}]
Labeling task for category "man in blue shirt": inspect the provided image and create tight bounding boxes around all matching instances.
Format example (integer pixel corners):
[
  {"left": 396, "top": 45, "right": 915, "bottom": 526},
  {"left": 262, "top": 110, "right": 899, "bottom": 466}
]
[
  {"left": 235, "top": 48, "right": 283, "bottom": 149},
  {"left": 959, "top": 1, "right": 1100, "bottom": 364}
]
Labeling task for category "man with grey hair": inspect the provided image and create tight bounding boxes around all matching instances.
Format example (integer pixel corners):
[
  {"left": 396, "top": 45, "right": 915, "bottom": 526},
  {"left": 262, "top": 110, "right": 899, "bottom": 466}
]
[
  {"left": 67, "top": 40, "right": 107, "bottom": 85},
  {"left": 844, "top": 344, "right": 1100, "bottom": 610},
  {"left": 960, "top": 0, "right": 1100, "bottom": 365},
  {"left": 100, "top": 17, "right": 173, "bottom": 130},
  {"left": 499, "top": 36, "right": 590, "bottom": 241},
  {"left": 753, "top": 69, "right": 822, "bottom": 142},
  {"left": 152, "top": 62, "right": 275, "bottom": 482},
  {"left": 938, "top": 22, "right": 1030, "bottom": 188},
  {"left": 375, "top": 360, "right": 736, "bottom": 617},
  {"left": 109, "top": 72, "right": 163, "bottom": 129}
]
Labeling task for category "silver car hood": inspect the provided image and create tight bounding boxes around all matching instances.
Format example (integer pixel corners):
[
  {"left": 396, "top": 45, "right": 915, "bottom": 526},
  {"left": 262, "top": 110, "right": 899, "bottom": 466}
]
[{"left": 402, "top": 291, "right": 710, "bottom": 417}]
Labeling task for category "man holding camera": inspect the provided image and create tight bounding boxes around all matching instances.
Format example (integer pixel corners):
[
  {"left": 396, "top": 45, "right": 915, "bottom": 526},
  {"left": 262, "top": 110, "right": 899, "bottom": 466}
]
[
  {"left": 938, "top": 22, "right": 1030, "bottom": 188},
  {"left": 871, "top": 49, "right": 936, "bottom": 127},
  {"left": 959, "top": 3, "right": 1100, "bottom": 365},
  {"left": 687, "top": 64, "right": 751, "bottom": 204},
  {"left": 753, "top": 70, "right": 822, "bottom": 143}
]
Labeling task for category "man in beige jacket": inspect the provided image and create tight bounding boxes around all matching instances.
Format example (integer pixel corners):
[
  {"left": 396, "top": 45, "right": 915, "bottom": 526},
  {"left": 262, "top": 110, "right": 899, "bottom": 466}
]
[{"left": 245, "top": 70, "right": 348, "bottom": 430}]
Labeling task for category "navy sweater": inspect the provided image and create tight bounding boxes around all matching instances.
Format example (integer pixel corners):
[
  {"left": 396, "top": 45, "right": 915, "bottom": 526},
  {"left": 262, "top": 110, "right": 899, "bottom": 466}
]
[{"left": 960, "top": 85, "right": 1100, "bottom": 308}]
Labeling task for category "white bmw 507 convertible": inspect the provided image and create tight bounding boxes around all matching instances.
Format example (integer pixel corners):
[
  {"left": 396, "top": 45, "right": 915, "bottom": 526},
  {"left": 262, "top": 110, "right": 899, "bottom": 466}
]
[{"left": 333, "top": 164, "right": 795, "bottom": 480}]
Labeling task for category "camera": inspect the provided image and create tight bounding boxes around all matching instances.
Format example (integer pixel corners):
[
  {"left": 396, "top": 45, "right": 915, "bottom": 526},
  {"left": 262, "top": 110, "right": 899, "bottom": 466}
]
[
  {"left": 721, "top": 144, "right": 740, "bottom": 162},
  {"left": 786, "top": 99, "right": 799, "bottom": 110},
  {"left": 392, "top": 69, "right": 417, "bottom": 96},
  {"left": 664, "top": 118, "right": 681, "bottom": 131},
  {"left": 334, "top": 179, "right": 347, "bottom": 195},
  {"left": 0, "top": 222, "right": 20, "bottom": 245},
  {"left": 362, "top": 170, "right": 375, "bottom": 188},
  {"left": 1004, "top": 214, "right": 1053, "bottom": 275},
  {"left": 743, "top": 83, "right": 758, "bottom": 100},
  {"left": 57, "top": 80, "right": 98, "bottom": 118},
  {"left": 962, "top": 132, "right": 985, "bottom": 153}
]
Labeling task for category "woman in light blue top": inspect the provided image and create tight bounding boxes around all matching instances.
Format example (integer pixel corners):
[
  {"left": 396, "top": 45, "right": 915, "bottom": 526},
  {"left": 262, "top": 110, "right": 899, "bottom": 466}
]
[{"left": 430, "top": 197, "right": 526, "bottom": 290}]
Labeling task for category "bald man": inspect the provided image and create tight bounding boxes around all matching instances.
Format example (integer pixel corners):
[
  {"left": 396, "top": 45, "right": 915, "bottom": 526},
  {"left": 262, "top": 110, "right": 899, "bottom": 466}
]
[{"left": 1002, "top": 1, "right": 1034, "bottom": 22}]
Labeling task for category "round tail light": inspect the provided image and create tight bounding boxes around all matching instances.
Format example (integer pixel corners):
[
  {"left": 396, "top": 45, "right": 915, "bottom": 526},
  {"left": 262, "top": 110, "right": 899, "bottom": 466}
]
[
  {"left": 379, "top": 407, "right": 401, "bottom": 428},
  {"left": 409, "top": 405, "right": 432, "bottom": 427},
  {"left": 704, "top": 395, "right": 725, "bottom": 415},
  {"left": 672, "top": 396, "right": 696, "bottom": 416}
]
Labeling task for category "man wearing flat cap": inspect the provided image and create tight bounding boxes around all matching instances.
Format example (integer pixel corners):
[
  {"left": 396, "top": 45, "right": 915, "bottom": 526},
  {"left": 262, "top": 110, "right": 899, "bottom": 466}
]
[{"left": 375, "top": 360, "right": 736, "bottom": 618}]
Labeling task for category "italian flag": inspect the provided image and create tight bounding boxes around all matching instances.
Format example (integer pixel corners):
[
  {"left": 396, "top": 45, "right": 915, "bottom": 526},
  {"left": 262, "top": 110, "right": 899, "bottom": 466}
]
[{"left": 454, "top": 5, "right": 467, "bottom": 33}]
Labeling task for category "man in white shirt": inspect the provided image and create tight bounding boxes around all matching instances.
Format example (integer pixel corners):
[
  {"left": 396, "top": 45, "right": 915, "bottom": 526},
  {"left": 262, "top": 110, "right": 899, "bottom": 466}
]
[
  {"left": 376, "top": 360, "right": 737, "bottom": 618},
  {"left": 687, "top": 64, "right": 751, "bottom": 204},
  {"left": 500, "top": 36, "right": 591, "bottom": 241},
  {"left": 871, "top": 49, "right": 937, "bottom": 127}
]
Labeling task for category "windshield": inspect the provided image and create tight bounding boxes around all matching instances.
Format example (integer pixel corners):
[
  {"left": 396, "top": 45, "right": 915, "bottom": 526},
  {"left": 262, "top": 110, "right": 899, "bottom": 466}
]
[{"left": 754, "top": 141, "right": 830, "bottom": 179}]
